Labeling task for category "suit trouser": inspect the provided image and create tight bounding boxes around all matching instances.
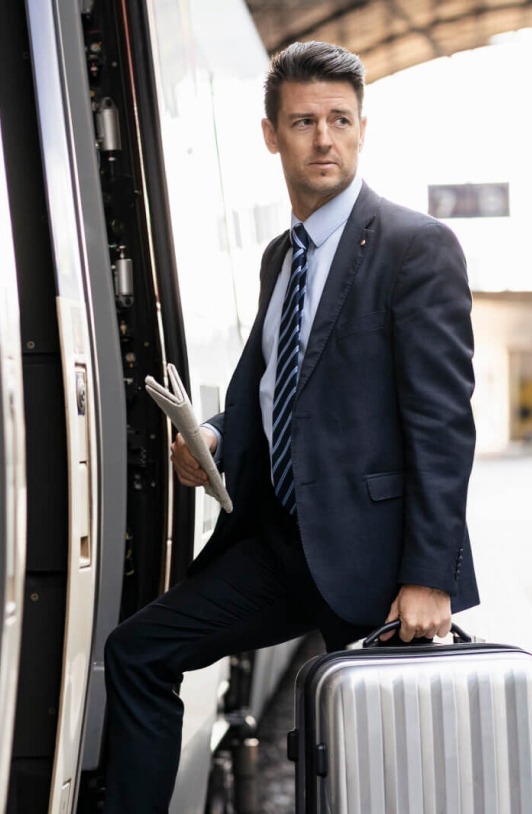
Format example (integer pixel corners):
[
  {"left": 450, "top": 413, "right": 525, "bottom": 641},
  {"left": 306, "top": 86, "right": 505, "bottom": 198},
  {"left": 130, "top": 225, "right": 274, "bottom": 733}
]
[{"left": 103, "top": 495, "right": 372, "bottom": 814}]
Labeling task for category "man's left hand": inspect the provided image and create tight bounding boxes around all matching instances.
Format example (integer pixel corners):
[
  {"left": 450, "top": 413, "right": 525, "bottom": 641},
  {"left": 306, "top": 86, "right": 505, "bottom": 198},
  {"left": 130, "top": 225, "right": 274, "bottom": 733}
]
[{"left": 381, "top": 585, "right": 451, "bottom": 642}]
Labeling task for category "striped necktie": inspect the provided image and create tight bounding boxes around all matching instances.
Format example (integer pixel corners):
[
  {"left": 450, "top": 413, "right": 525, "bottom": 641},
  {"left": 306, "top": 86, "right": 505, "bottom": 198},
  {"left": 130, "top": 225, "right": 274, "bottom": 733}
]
[{"left": 272, "top": 223, "right": 310, "bottom": 515}]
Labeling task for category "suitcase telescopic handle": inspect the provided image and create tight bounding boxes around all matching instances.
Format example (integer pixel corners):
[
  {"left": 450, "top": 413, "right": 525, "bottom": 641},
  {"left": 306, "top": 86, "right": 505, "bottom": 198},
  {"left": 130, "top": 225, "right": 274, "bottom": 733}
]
[{"left": 362, "top": 619, "right": 472, "bottom": 648}]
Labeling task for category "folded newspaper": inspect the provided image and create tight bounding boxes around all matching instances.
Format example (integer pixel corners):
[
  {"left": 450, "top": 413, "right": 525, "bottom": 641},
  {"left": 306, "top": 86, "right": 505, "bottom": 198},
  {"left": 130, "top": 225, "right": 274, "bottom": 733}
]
[{"left": 145, "top": 364, "right": 233, "bottom": 513}]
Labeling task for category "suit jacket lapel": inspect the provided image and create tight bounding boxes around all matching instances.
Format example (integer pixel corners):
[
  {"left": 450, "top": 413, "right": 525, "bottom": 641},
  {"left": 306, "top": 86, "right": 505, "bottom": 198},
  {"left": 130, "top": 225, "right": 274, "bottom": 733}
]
[
  {"left": 297, "top": 182, "right": 380, "bottom": 395},
  {"left": 243, "top": 231, "right": 290, "bottom": 366},
  {"left": 258, "top": 232, "right": 290, "bottom": 314}
]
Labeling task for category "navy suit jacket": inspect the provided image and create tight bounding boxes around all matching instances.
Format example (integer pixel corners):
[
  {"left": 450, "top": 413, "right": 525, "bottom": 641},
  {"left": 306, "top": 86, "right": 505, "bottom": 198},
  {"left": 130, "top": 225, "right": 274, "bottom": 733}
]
[{"left": 189, "top": 182, "right": 479, "bottom": 626}]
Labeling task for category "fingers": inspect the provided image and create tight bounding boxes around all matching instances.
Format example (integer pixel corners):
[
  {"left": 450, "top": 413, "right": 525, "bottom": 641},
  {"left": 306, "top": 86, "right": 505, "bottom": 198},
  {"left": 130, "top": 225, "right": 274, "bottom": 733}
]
[
  {"left": 398, "top": 620, "right": 438, "bottom": 643},
  {"left": 380, "top": 599, "right": 399, "bottom": 642},
  {"left": 435, "top": 618, "right": 453, "bottom": 640},
  {"left": 171, "top": 433, "right": 208, "bottom": 487},
  {"left": 387, "top": 618, "right": 448, "bottom": 644},
  {"left": 399, "top": 621, "right": 451, "bottom": 642},
  {"left": 397, "top": 615, "right": 439, "bottom": 643},
  {"left": 398, "top": 603, "right": 451, "bottom": 643},
  {"left": 383, "top": 585, "right": 452, "bottom": 643}
]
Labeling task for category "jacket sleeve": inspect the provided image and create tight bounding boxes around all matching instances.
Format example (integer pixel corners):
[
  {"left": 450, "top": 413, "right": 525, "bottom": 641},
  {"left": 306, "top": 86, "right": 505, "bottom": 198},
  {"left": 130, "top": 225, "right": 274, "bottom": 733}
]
[
  {"left": 203, "top": 413, "right": 225, "bottom": 469},
  {"left": 391, "top": 219, "right": 475, "bottom": 595}
]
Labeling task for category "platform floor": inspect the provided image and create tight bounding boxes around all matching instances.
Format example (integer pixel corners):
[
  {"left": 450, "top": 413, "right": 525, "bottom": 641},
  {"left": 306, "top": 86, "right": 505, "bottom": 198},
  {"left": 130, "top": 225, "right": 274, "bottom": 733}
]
[{"left": 256, "top": 631, "right": 323, "bottom": 813}]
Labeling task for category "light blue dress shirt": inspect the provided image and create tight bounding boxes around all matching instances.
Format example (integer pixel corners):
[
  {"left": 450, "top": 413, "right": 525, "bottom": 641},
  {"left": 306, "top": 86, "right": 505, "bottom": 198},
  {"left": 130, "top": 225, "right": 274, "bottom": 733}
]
[
  {"left": 205, "top": 174, "right": 362, "bottom": 463},
  {"left": 260, "top": 174, "right": 362, "bottom": 456}
]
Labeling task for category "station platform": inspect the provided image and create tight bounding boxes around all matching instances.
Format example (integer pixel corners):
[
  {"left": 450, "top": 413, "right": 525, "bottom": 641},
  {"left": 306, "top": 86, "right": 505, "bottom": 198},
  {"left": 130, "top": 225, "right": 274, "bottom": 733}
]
[{"left": 256, "top": 631, "right": 323, "bottom": 813}]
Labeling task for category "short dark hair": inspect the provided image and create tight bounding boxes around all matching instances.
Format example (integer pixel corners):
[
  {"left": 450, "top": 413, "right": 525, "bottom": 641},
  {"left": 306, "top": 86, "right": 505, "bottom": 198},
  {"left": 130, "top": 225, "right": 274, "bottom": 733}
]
[{"left": 264, "top": 41, "right": 365, "bottom": 126}]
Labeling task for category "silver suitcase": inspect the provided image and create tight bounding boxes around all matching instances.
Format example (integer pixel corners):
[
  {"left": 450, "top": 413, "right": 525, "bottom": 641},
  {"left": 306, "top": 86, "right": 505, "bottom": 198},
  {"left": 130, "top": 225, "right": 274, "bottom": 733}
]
[{"left": 288, "top": 622, "right": 532, "bottom": 813}]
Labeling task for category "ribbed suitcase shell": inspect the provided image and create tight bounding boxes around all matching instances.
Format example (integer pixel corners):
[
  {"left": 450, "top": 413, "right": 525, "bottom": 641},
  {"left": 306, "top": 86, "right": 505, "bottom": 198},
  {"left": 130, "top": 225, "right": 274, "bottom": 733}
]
[{"left": 291, "top": 643, "right": 532, "bottom": 813}]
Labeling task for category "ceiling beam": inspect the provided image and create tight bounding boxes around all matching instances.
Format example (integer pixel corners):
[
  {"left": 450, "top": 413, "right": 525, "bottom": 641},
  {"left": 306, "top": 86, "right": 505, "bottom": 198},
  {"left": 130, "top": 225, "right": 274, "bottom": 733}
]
[{"left": 247, "top": 0, "right": 532, "bottom": 81}]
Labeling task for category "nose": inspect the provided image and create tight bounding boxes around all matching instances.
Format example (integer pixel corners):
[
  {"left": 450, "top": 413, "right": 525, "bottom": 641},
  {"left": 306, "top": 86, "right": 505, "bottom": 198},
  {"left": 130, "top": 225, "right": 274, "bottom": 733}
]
[{"left": 314, "top": 121, "right": 333, "bottom": 150}]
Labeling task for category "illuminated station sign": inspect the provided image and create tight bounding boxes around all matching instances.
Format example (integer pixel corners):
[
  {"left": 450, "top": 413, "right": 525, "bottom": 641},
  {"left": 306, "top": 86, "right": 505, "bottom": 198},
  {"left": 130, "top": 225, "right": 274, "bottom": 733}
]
[{"left": 428, "top": 183, "right": 510, "bottom": 219}]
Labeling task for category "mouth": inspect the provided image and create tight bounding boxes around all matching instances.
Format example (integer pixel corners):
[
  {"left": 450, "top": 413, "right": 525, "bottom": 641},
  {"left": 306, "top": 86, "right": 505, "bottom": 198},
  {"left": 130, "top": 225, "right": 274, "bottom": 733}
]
[{"left": 309, "top": 161, "right": 337, "bottom": 169}]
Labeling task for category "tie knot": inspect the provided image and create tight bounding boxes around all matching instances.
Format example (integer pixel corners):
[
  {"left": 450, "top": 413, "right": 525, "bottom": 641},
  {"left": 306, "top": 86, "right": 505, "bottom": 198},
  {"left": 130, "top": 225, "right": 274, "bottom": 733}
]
[{"left": 291, "top": 223, "right": 310, "bottom": 253}]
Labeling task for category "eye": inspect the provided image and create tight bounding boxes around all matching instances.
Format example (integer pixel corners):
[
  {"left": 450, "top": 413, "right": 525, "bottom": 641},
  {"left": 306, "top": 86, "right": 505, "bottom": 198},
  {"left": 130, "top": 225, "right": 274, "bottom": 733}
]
[
  {"left": 334, "top": 116, "right": 351, "bottom": 126},
  {"left": 293, "top": 118, "right": 313, "bottom": 128}
]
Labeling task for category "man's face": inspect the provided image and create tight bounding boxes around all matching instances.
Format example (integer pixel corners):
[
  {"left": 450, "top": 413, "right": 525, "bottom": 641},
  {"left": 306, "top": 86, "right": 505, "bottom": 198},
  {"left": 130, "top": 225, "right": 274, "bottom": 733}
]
[{"left": 262, "top": 80, "right": 366, "bottom": 220}]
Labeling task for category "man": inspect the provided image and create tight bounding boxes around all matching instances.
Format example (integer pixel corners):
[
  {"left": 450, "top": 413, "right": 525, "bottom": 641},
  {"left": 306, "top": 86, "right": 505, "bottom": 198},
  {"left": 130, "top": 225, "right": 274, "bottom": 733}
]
[{"left": 104, "top": 41, "right": 479, "bottom": 813}]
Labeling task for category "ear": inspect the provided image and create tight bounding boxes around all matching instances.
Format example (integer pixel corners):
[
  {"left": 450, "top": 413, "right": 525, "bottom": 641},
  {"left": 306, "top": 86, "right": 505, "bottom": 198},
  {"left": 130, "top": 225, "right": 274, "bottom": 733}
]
[
  {"left": 262, "top": 118, "right": 279, "bottom": 154},
  {"left": 359, "top": 116, "right": 368, "bottom": 151}
]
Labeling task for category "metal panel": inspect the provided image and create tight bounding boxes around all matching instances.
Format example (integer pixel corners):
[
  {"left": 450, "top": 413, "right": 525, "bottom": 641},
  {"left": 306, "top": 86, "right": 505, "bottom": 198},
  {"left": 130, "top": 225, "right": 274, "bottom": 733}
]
[
  {"left": 298, "top": 647, "right": 532, "bottom": 814},
  {"left": 26, "top": 0, "right": 129, "bottom": 791},
  {"left": 24, "top": 0, "right": 110, "bottom": 810},
  {"left": 0, "top": 123, "right": 27, "bottom": 814},
  {"left": 51, "top": 0, "right": 128, "bottom": 771}
]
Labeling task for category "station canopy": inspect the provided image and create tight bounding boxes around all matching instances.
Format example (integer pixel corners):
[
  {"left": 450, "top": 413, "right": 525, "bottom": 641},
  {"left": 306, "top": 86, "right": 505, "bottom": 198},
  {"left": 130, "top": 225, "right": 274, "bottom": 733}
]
[{"left": 246, "top": 0, "right": 532, "bottom": 82}]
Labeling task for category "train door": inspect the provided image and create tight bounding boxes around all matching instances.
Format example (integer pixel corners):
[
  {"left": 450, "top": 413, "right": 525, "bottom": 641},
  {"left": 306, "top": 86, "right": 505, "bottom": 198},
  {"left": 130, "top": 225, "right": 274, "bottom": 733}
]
[
  {"left": 2, "top": 0, "right": 181, "bottom": 806},
  {"left": 0, "top": 126, "right": 27, "bottom": 814},
  {"left": 2, "top": 0, "right": 193, "bottom": 807},
  {"left": 0, "top": 0, "right": 117, "bottom": 809}
]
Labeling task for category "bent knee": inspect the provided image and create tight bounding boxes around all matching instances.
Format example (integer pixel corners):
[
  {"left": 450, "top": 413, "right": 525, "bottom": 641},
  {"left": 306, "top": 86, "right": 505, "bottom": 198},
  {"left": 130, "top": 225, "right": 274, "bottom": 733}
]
[
  {"left": 104, "top": 616, "right": 139, "bottom": 670},
  {"left": 104, "top": 607, "right": 188, "bottom": 684}
]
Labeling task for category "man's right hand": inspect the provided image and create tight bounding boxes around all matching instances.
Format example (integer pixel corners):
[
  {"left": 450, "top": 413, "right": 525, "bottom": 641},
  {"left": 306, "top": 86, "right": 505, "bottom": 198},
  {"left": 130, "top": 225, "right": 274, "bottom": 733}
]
[{"left": 171, "top": 427, "right": 217, "bottom": 487}]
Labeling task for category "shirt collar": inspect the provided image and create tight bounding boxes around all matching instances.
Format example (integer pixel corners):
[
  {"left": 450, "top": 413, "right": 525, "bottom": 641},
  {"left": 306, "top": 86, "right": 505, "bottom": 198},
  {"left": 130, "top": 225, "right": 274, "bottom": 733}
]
[{"left": 291, "top": 174, "right": 363, "bottom": 248}]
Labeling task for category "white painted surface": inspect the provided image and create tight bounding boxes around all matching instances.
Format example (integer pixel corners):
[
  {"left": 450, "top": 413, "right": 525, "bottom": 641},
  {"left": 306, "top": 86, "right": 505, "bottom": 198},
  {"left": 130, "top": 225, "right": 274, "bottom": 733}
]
[{"left": 456, "top": 452, "right": 532, "bottom": 652}]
